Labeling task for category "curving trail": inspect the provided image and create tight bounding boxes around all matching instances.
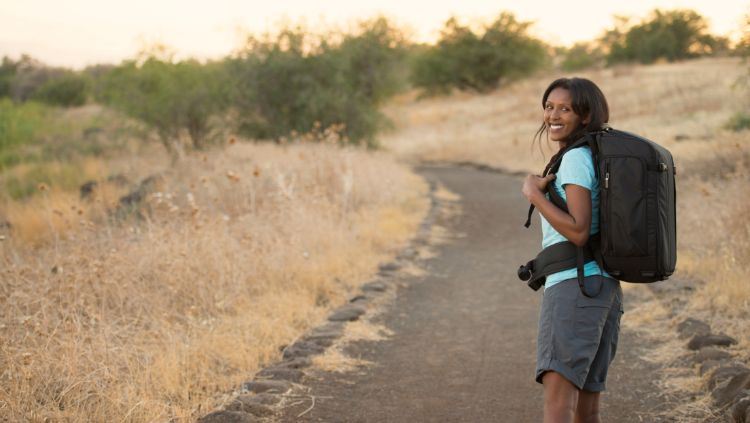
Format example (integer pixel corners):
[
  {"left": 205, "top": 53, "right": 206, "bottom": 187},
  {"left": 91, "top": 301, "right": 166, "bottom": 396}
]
[{"left": 277, "top": 165, "right": 665, "bottom": 423}]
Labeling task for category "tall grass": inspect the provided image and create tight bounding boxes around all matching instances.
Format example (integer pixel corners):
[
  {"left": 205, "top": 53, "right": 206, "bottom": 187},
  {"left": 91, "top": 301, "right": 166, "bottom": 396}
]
[{"left": 0, "top": 141, "right": 429, "bottom": 421}]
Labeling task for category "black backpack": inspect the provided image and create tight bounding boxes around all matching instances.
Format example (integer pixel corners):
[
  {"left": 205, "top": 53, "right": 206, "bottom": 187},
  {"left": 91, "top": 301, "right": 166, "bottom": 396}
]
[{"left": 519, "top": 126, "right": 677, "bottom": 297}]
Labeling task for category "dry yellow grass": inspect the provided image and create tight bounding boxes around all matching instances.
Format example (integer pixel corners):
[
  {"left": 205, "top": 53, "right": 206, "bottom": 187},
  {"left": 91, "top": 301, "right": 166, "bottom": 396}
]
[
  {"left": 382, "top": 57, "right": 745, "bottom": 173},
  {"left": 0, "top": 140, "right": 429, "bottom": 421}
]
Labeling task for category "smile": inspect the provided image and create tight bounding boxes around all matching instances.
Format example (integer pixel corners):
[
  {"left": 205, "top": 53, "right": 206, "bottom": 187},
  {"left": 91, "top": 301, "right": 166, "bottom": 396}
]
[{"left": 550, "top": 124, "right": 564, "bottom": 130}]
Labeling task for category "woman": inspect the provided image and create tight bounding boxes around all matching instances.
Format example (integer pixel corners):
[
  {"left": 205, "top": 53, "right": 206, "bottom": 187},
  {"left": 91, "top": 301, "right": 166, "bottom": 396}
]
[{"left": 521, "top": 77, "right": 623, "bottom": 423}]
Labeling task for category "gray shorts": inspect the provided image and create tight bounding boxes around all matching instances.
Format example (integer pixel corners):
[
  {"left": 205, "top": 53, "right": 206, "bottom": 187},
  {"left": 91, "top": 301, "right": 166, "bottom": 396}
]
[{"left": 535, "top": 275, "right": 623, "bottom": 392}]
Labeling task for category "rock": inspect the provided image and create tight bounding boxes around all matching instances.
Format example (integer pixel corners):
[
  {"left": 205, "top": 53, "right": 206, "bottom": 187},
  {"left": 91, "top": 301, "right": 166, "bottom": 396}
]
[
  {"left": 731, "top": 392, "right": 750, "bottom": 423},
  {"left": 198, "top": 410, "right": 259, "bottom": 423},
  {"left": 255, "top": 367, "right": 305, "bottom": 383},
  {"left": 378, "top": 262, "right": 401, "bottom": 275},
  {"left": 674, "top": 134, "right": 691, "bottom": 142},
  {"left": 362, "top": 281, "right": 388, "bottom": 293},
  {"left": 79, "top": 181, "right": 98, "bottom": 199},
  {"left": 713, "top": 371, "right": 750, "bottom": 407},
  {"left": 708, "top": 366, "right": 750, "bottom": 390},
  {"left": 694, "top": 346, "right": 732, "bottom": 363},
  {"left": 687, "top": 334, "right": 738, "bottom": 350},
  {"left": 397, "top": 247, "right": 418, "bottom": 260},
  {"left": 226, "top": 394, "right": 277, "bottom": 417},
  {"left": 282, "top": 340, "right": 325, "bottom": 359},
  {"left": 328, "top": 304, "right": 366, "bottom": 322},
  {"left": 677, "top": 318, "right": 711, "bottom": 339},
  {"left": 303, "top": 334, "right": 336, "bottom": 348},
  {"left": 349, "top": 294, "right": 369, "bottom": 304},
  {"left": 242, "top": 379, "right": 292, "bottom": 395},
  {"left": 309, "top": 322, "right": 345, "bottom": 337},
  {"left": 700, "top": 360, "right": 725, "bottom": 376},
  {"left": 277, "top": 357, "right": 312, "bottom": 369}
]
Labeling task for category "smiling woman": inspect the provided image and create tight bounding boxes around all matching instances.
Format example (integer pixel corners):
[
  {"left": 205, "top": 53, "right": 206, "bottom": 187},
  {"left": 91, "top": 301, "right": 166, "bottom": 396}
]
[{"left": 522, "top": 78, "right": 619, "bottom": 423}]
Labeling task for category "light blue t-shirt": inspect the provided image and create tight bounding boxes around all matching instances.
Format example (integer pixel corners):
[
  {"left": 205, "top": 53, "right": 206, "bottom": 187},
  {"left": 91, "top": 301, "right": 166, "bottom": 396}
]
[{"left": 540, "top": 146, "right": 610, "bottom": 289}]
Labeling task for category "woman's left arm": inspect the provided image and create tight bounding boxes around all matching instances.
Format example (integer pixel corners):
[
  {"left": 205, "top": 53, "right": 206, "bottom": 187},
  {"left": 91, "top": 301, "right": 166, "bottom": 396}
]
[{"left": 522, "top": 175, "right": 592, "bottom": 246}]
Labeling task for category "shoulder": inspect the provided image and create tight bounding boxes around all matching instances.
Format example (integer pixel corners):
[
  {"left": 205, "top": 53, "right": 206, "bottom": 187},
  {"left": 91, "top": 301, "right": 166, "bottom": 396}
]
[
  {"left": 558, "top": 146, "right": 595, "bottom": 186},
  {"left": 561, "top": 146, "right": 593, "bottom": 167}
]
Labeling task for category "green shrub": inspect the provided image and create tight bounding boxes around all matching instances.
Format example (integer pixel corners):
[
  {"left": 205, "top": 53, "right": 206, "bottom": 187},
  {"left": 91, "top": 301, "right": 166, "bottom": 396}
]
[
  {"left": 0, "top": 99, "right": 48, "bottom": 168},
  {"left": 3, "top": 162, "right": 88, "bottom": 200},
  {"left": 411, "top": 13, "right": 547, "bottom": 95},
  {"left": 31, "top": 73, "right": 88, "bottom": 107},
  {"left": 230, "top": 17, "right": 408, "bottom": 147},
  {"left": 560, "top": 42, "right": 604, "bottom": 71},
  {"left": 725, "top": 112, "right": 750, "bottom": 131},
  {"left": 605, "top": 9, "right": 727, "bottom": 65},
  {"left": 96, "top": 57, "right": 229, "bottom": 154},
  {"left": 0, "top": 56, "right": 18, "bottom": 98}
]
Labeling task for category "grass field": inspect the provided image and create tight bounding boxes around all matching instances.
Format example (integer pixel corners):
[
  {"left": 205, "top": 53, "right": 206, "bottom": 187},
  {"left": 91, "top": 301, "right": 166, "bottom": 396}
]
[{"left": 0, "top": 137, "right": 429, "bottom": 421}]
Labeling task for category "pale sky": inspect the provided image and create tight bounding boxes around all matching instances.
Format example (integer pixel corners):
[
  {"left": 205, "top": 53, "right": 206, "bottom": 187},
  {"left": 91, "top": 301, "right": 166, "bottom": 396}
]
[{"left": 1, "top": 0, "right": 747, "bottom": 69}]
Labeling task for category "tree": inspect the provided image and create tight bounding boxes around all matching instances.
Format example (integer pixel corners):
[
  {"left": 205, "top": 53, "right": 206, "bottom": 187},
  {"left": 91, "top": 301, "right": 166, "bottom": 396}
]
[
  {"left": 31, "top": 73, "right": 87, "bottom": 107},
  {"left": 96, "top": 56, "right": 229, "bottom": 156},
  {"left": 230, "top": 18, "right": 409, "bottom": 146},
  {"left": 411, "top": 13, "right": 547, "bottom": 95},
  {"left": 605, "top": 9, "right": 726, "bottom": 65}
]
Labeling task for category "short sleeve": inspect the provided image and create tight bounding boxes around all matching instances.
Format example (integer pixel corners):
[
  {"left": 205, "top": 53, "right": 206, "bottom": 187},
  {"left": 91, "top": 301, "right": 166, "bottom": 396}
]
[{"left": 557, "top": 147, "right": 595, "bottom": 191}]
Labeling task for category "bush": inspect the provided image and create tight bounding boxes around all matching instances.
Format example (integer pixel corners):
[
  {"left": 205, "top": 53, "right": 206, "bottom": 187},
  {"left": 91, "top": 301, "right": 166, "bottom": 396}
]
[
  {"left": 725, "top": 112, "right": 750, "bottom": 132},
  {"left": 0, "top": 56, "right": 18, "bottom": 98},
  {"left": 230, "top": 17, "right": 408, "bottom": 147},
  {"left": 96, "top": 57, "right": 229, "bottom": 154},
  {"left": 605, "top": 9, "right": 727, "bottom": 65},
  {"left": 0, "top": 99, "right": 48, "bottom": 168},
  {"left": 31, "top": 73, "right": 88, "bottom": 107},
  {"left": 559, "top": 42, "right": 604, "bottom": 71},
  {"left": 411, "top": 13, "right": 548, "bottom": 95}
]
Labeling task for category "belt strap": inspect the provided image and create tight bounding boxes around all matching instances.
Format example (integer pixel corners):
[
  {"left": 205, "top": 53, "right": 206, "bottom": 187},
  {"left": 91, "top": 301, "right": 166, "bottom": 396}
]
[{"left": 527, "top": 238, "right": 602, "bottom": 298}]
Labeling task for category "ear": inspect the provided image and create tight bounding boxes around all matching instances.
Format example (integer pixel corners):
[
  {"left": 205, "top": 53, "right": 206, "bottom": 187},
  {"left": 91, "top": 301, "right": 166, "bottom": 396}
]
[{"left": 582, "top": 114, "right": 591, "bottom": 125}]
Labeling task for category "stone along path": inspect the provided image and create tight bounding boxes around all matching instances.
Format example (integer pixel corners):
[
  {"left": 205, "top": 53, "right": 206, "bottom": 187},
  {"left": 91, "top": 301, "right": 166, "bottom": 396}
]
[{"left": 273, "top": 165, "right": 665, "bottom": 423}]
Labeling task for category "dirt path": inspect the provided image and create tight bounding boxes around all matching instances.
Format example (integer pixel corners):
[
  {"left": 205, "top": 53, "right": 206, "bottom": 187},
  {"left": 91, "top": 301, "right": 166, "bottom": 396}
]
[{"left": 277, "top": 165, "right": 666, "bottom": 422}]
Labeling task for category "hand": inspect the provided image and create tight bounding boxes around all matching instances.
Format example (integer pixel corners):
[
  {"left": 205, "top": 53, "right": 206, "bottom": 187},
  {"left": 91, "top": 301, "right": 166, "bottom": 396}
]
[{"left": 522, "top": 173, "right": 556, "bottom": 202}]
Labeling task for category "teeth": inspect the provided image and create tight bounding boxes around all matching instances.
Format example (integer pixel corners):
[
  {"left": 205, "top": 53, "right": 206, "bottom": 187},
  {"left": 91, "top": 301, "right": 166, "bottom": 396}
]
[{"left": 550, "top": 124, "right": 563, "bottom": 129}]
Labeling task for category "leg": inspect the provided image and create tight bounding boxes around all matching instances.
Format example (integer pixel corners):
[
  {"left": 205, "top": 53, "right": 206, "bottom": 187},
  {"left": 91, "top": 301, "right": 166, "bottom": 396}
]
[
  {"left": 543, "top": 371, "right": 579, "bottom": 423},
  {"left": 574, "top": 390, "right": 601, "bottom": 423}
]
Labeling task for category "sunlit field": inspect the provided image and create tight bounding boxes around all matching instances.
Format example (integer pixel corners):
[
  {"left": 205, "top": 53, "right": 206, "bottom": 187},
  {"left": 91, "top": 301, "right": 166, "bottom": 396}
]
[{"left": 0, "top": 138, "right": 429, "bottom": 421}]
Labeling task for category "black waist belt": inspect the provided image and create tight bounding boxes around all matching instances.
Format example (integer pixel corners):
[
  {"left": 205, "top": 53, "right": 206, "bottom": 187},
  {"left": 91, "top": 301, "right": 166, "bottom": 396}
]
[{"left": 526, "top": 236, "right": 602, "bottom": 297}]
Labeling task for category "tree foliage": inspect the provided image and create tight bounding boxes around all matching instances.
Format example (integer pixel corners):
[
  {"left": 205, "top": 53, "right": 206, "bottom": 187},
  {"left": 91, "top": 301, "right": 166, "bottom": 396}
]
[
  {"left": 559, "top": 42, "right": 604, "bottom": 71},
  {"left": 31, "top": 73, "right": 87, "bottom": 107},
  {"left": 605, "top": 9, "right": 728, "bottom": 64},
  {"left": 411, "top": 13, "right": 548, "bottom": 95},
  {"left": 229, "top": 17, "right": 408, "bottom": 147},
  {"left": 95, "top": 57, "right": 229, "bottom": 155}
]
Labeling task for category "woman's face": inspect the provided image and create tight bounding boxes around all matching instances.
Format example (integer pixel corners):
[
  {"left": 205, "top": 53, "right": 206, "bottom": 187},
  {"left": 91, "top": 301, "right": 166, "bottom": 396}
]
[{"left": 544, "top": 87, "right": 585, "bottom": 143}]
